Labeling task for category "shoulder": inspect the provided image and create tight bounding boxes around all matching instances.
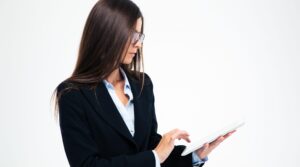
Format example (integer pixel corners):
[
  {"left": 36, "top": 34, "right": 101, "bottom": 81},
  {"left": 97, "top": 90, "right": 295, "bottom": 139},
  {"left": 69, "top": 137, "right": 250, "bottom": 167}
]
[
  {"left": 143, "top": 72, "right": 153, "bottom": 87},
  {"left": 56, "top": 81, "right": 86, "bottom": 105},
  {"left": 55, "top": 81, "right": 91, "bottom": 118},
  {"left": 57, "top": 81, "right": 79, "bottom": 95}
]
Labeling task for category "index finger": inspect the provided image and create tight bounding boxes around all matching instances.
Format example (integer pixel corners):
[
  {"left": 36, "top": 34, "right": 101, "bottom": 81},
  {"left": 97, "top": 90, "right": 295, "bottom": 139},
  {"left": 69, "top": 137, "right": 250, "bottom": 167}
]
[{"left": 170, "top": 130, "right": 191, "bottom": 143}]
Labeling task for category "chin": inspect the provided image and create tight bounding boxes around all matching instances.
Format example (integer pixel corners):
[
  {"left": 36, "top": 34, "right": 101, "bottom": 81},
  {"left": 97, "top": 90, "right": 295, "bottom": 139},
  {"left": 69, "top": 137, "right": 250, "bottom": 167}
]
[{"left": 122, "top": 58, "right": 133, "bottom": 64}]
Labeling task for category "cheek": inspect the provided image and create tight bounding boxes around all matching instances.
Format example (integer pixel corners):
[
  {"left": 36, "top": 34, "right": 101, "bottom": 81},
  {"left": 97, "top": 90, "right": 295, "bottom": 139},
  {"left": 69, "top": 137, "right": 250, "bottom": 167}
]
[
  {"left": 123, "top": 41, "right": 133, "bottom": 54},
  {"left": 121, "top": 41, "right": 134, "bottom": 64},
  {"left": 127, "top": 45, "right": 134, "bottom": 52},
  {"left": 123, "top": 49, "right": 131, "bottom": 59},
  {"left": 121, "top": 45, "right": 130, "bottom": 58},
  {"left": 122, "top": 52, "right": 134, "bottom": 64}
]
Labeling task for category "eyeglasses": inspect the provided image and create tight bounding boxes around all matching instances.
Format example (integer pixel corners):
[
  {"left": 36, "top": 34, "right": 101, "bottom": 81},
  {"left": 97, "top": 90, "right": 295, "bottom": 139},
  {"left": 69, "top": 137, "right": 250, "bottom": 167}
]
[{"left": 131, "top": 31, "right": 145, "bottom": 45}]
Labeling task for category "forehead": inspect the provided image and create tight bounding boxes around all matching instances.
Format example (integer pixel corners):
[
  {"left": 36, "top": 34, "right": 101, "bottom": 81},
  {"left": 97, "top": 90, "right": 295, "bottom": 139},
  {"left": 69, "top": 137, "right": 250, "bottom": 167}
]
[{"left": 134, "top": 17, "right": 142, "bottom": 33}]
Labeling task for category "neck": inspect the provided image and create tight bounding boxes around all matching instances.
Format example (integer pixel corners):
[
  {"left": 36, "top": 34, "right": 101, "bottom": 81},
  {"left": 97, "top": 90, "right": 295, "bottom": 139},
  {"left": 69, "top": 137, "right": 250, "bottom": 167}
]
[{"left": 106, "top": 68, "right": 123, "bottom": 85}]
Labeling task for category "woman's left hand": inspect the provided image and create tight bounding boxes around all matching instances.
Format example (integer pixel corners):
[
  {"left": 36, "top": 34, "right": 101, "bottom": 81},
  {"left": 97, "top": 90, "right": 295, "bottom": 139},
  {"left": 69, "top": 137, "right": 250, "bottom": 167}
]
[{"left": 195, "top": 130, "right": 236, "bottom": 160}]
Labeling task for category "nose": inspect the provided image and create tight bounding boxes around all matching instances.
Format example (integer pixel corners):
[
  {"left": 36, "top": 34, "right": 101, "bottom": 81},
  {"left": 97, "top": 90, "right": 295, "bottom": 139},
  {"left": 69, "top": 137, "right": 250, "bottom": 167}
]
[{"left": 134, "top": 40, "right": 142, "bottom": 48}]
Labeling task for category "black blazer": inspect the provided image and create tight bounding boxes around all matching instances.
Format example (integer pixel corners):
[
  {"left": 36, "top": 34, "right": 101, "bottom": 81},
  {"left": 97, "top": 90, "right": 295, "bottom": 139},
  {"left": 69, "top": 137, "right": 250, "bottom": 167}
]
[{"left": 57, "top": 72, "right": 204, "bottom": 167}]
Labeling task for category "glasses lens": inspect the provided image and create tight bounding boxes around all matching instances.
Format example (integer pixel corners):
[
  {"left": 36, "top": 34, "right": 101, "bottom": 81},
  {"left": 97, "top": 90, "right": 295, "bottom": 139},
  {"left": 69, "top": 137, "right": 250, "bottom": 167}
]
[
  {"left": 139, "top": 34, "right": 145, "bottom": 43},
  {"left": 131, "top": 32, "right": 144, "bottom": 44}
]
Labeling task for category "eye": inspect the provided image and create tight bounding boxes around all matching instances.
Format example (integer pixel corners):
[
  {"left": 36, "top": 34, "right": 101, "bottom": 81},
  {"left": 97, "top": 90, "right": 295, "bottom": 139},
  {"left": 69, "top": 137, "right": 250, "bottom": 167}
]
[
  {"left": 131, "top": 32, "right": 140, "bottom": 44},
  {"left": 133, "top": 33, "right": 139, "bottom": 40},
  {"left": 131, "top": 31, "right": 145, "bottom": 44}
]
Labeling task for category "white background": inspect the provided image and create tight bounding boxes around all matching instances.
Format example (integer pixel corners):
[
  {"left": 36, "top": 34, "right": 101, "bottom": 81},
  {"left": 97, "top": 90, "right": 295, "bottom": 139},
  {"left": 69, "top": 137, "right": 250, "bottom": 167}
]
[{"left": 1, "top": 0, "right": 299, "bottom": 166}]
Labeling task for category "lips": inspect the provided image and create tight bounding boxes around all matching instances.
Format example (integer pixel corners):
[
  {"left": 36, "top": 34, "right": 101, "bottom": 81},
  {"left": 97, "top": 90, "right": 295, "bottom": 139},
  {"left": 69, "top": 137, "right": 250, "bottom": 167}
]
[{"left": 129, "top": 51, "right": 137, "bottom": 54}]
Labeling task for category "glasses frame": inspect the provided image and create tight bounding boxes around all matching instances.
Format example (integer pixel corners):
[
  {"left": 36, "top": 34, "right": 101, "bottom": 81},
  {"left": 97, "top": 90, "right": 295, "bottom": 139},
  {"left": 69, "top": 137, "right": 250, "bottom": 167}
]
[{"left": 131, "top": 31, "right": 145, "bottom": 45}]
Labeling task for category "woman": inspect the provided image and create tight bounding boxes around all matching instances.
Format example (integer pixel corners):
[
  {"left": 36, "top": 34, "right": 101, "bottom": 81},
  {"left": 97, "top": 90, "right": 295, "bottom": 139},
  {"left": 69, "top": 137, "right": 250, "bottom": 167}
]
[{"left": 53, "top": 0, "right": 235, "bottom": 167}]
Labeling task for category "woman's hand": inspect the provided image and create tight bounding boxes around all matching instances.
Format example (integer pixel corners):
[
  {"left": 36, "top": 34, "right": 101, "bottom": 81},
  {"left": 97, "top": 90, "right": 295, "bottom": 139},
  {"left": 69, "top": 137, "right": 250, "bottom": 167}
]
[
  {"left": 154, "top": 129, "right": 191, "bottom": 163},
  {"left": 196, "top": 130, "right": 236, "bottom": 160}
]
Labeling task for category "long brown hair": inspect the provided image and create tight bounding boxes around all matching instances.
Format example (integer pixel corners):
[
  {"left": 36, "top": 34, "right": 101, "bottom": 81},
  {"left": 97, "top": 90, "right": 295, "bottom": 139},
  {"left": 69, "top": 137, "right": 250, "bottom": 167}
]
[{"left": 51, "top": 0, "right": 145, "bottom": 118}]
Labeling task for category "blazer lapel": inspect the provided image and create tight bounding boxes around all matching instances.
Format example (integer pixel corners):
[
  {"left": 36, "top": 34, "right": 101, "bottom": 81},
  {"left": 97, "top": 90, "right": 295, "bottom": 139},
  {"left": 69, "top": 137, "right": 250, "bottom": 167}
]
[
  {"left": 127, "top": 74, "right": 150, "bottom": 147},
  {"left": 81, "top": 82, "right": 137, "bottom": 148},
  {"left": 80, "top": 71, "right": 150, "bottom": 149}
]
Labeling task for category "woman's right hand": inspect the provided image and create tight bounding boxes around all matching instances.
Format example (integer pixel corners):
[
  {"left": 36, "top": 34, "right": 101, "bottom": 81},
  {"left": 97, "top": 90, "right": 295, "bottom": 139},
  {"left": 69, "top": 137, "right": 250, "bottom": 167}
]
[{"left": 154, "top": 129, "right": 191, "bottom": 163}]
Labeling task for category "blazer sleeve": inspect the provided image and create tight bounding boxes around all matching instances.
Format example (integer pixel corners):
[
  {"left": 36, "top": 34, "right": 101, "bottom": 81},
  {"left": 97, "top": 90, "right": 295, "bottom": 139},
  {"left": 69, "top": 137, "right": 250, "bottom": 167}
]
[
  {"left": 145, "top": 73, "right": 205, "bottom": 167},
  {"left": 57, "top": 84, "right": 156, "bottom": 167}
]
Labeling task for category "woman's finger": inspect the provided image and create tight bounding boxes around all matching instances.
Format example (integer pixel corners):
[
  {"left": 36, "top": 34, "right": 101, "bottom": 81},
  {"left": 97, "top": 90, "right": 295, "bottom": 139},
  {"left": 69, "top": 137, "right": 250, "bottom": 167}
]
[
  {"left": 179, "top": 135, "right": 191, "bottom": 143},
  {"left": 170, "top": 130, "right": 190, "bottom": 143},
  {"left": 223, "top": 130, "right": 236, "bottom": 139},
  {"left": 161, "top": 129, "right": 191, "bottom": 145},
  {"left": 202, "top": 143, "right": 209, "bottom": 150},
  {"left": 209, "top": 136, "right": 224, "bottom": 147}
]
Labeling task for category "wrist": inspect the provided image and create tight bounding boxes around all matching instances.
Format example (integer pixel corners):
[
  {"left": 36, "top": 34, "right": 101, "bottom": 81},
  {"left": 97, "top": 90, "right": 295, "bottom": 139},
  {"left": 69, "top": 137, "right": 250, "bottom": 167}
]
[
  {"left": 193, "top": 151, "right": 208, "bottom": 162},
  {"left": 153, "top": 149, "right": 163, "bottom": 163}
]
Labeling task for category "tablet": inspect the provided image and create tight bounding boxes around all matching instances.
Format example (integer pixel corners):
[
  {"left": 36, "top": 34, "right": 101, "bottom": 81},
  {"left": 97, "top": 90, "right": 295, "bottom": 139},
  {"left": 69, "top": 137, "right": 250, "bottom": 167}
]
[{"left": 181, "top": 120, "right": 245, "bottom": 156}]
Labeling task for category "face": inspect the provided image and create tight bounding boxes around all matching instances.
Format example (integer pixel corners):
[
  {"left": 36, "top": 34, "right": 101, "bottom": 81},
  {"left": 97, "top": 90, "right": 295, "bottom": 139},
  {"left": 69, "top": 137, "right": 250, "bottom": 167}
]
[{"left": 122, "top": 17, "right": 143, "bottom": 64}]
